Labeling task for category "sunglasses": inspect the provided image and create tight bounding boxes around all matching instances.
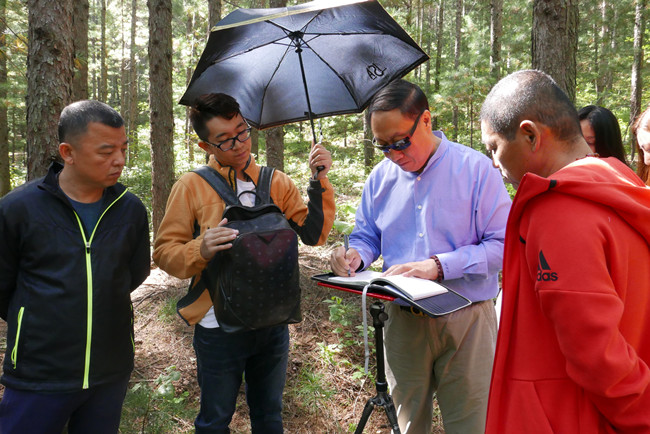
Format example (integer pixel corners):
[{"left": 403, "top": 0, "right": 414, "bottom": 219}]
[{"left": 372, "top": 111, "right": 424, "bottom": 153}]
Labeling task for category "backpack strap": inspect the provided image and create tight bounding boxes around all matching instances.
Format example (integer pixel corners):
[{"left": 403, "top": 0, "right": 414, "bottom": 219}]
[
  {"left": 192, "top": 165, "right": 238, "bottom": 206},
  {"left": 193, "top": 165, "right": 275, "bottom": 206},
  {"left": 256, "top": 166, "right": 275, "bottom": 205}
]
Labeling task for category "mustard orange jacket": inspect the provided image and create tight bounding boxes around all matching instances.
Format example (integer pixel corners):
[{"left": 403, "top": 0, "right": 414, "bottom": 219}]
[
  {"left": 153, "top": 155, "right": 335, "bottom": 325},
  {"left": 487, "top": 157, "right": 650, "bottom": 433}
]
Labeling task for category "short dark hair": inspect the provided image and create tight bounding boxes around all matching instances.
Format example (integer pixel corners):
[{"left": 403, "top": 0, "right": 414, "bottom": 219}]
[
  {"left": 480, "top": 69, "right": 581, "bottom": 142},
  {"left": 189, "top": 93, "right": 240, "bottom": 142},
  {"left": 58, "top": 100, "right": 124, "bottom": 144},
  {"left": 577, "top": 105, "right": 625, "bottom": 163},
  {"left": 366, "top": 79, "right": 429, "bottom": 125}
]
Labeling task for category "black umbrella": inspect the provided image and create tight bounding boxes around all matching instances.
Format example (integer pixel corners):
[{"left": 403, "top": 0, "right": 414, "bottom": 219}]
[{"left": 180, "top": 0, "right": 429, "bottom": 143}]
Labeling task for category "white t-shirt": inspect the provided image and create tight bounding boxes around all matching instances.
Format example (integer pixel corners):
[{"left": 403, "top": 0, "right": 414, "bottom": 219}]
[{"left": 199, "top": 178, "right": 256, "bottom": 328}]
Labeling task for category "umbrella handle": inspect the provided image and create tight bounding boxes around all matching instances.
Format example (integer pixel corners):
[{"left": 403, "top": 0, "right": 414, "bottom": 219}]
[
  {"left": 305, "top": 115, "right": 324, "bottom": 174},
  {"left": 317, "top": 121, "right": 325, "bottom": 173},
  {"left": 310, "top": 118, "right": 325, "bottom": 175}
]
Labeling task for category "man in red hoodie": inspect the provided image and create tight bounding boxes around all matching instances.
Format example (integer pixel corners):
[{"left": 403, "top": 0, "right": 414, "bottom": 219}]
[{"left": 480, "top": 69, "right": 650, "bottom": 433}]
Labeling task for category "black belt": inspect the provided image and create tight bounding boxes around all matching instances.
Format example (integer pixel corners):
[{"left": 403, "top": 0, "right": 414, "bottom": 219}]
[{"left": 399, "top": 305, "right": 426, "bottom": 317}]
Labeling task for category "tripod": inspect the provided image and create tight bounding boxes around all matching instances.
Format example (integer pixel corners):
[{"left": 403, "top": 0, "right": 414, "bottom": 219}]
[{"left": 355, "top": 301, "right": 400, "bottom": 434}]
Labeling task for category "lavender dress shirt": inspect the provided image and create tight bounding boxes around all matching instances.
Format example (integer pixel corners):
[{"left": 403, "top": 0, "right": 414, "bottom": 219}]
[{"left": 350, "top": 131, "right": 511, "bottom": 302}]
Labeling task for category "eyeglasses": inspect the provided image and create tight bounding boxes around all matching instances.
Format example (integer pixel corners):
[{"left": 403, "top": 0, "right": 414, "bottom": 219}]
[
  {"left": 205, "top": 121, "right": 253, "bottom": 151},
  {"left": 372, "top": 111, "right": 424, "bottom": 153}
]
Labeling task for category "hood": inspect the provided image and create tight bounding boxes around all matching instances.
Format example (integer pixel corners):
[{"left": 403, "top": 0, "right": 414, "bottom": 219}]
[{"left": 510, "top": 157, "right": 650, "bottom": 243}]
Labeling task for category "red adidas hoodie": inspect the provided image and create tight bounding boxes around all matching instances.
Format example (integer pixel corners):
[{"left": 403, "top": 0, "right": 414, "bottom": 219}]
[{"left": 486, "top": 157, "right": 650, "bottom": 433}]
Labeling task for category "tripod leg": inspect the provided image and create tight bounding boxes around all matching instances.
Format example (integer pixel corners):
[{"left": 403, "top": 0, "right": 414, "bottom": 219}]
[
  {"left": 355, "top": 302, "right": 403, "bottom": 434},
  {"left": 354, "top": 399, "right": 376, "bottom": 434},
  {"left": 383, "top": 398, "right": 401, "bottom": 433}
]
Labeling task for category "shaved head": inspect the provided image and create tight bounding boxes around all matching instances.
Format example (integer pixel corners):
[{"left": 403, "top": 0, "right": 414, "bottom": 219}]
[{"left": 480, "top": 70, "right": 581, "bottom": 142}]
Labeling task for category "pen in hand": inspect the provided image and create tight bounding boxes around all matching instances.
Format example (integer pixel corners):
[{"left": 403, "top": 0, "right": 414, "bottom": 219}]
[{"left": 344, "top": 233, "right": 350, "bottom": 276}]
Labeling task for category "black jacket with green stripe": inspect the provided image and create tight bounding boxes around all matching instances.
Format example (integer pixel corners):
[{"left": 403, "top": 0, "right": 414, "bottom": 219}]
[{"left": 0, "top": 162, "right": 150, "bottom": 392}]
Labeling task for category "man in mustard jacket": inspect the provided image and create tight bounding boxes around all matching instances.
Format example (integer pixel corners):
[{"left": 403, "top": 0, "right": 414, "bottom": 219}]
[{"left": 153, "top": 93, "right": 335, "bottom": 433}]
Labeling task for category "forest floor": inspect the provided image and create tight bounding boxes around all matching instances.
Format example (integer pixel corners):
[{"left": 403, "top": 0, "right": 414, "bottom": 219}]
[
  {"left": 0, "top": 242, "right": 443, "bottom": 433},
  {"left": 122, "top": 242, "right": 444, "bottom": 434}
]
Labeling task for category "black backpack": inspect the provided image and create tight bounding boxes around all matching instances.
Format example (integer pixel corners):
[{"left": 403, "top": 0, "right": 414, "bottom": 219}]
[{"left": 193, "top": 165, "right": 302, "bottom": 333}]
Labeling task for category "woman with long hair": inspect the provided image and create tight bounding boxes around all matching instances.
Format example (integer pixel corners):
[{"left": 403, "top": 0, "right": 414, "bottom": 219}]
[{"left": 578, "top": 105, "right": 627, "bottom": 163}]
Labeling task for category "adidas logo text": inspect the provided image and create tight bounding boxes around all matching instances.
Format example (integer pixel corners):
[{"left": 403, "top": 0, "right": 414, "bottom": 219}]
[{"left": 537, "top": 250, "right": 558, "bottom": 282}]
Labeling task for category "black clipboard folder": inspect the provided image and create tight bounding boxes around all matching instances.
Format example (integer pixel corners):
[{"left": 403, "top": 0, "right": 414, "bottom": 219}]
[{"left": 312, "top": 273, "right": 471, "bottom": 318}]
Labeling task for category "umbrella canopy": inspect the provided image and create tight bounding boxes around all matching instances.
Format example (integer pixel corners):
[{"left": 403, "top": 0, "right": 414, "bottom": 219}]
[{"left": 180, "top": 0, "right": 429, "bottom": 138}]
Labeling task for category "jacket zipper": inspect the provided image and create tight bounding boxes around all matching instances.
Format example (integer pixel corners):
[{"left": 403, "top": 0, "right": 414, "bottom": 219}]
[
  {"left": 72, "top": 189, "right": 128, "bottom": 389},
  {"left": 11, "top": 307, "right": 25, "bottom": 369}
]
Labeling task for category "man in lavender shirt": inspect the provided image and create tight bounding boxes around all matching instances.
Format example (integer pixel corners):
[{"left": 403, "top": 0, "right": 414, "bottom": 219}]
[{"left": 330, "top": 80, "right": 511, "bottom": 433}]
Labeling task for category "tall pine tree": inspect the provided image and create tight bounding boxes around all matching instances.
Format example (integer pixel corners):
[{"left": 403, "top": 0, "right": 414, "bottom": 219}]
[{"left": 26, "top": 0, "right": 74, "bottom": 179}]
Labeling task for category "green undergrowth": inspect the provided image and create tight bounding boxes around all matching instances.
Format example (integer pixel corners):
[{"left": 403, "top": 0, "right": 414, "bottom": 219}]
[{"left": 120, "top": 366, "right": 197, "bottom": 433}]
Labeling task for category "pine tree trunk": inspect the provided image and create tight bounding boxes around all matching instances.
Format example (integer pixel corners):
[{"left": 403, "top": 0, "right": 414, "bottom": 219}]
[
  {"left": 99, "top": 0, "right": 108, "bottom": 102},
  {"left": 269, "top": 1, "right": 286, "bottom": 14},
  {"left": 127, "top": 0, "right": 138, "bottom": 162},
  {"left": 148, "top": 0, "right": 174, "bottom": 237},
  {"left": 629, "top": 0, "right": 645, "bottom": 161},
  {"left": 363, "top": 113, "right": 374, "bottom": 175},
  {"left": 531, "top": 0, "right": 579, "bottom": 102},
  {"left": 452, "top": 0, "right": 462, "bottom": 141},
  {"left": 208, "top": 0, "right": 221, "bottom": 29},
  {"left": 120, "top": 0, "right": 127, "bottom": 119},
  {"left": 0, "top": 0, "right": 9, "bottom": 195},
  {"left": 10, "top": 107, "right": 16, "bottom": 163},
  {"left": 185, "top": 11, "right": 195, "bottom": 162},
  {"left": 596, "top": 0, "right": 611, "bottom": 102},
  {"left": 432, "top": 0, "right": 444, "bottom": 131},
  {"left": 592, "top": 14, "right": 599, "bottom": 96},
  {"left": 490, "top": 0, "right": 503, "bottom": 81},
  {"left": 264, "top": 0, "right": 287, "bottom": 171},
  {"left": 423, "top": 3, "right": 432, "bottom": 97},
  {"left": 606, "top": 7, "right": 617, "bottom": 95},
  {"left": 416, "top": 0, "right": 424, "bottom": 80},
  {"left": 71, "top": 0, "right": 89, "bottom": 101},
  {"left": 90, "top": 28, "right": 97, "bottom": 99},
  {"left": 469, "top": 95, "right": 474, "bottom": 148},
  {"left": 26, "top": 0, "right": 74, "bottom": 180},
  {"left": 251, "top": 128, "right": 259, "bottom": 159},
  {"left": 265, "top": 127, "right": 284, "bottom": 172}
]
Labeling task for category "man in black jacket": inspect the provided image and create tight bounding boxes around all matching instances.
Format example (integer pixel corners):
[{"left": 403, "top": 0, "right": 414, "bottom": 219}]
[{"left": 0, "top": 100, "right": 150, "bottom": 433}]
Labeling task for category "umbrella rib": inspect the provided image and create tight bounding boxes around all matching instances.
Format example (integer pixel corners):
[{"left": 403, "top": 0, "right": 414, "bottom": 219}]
[
  {"left": 206, "top": 21, "right": 297, "bottom": 66},
  {"left": 297, "top": 36, "right": 362, "bottom": 108},
  {"left": 208, "top": 30, "right": 381, "bottom": 66},
  {"left": 257, "top": 41, "right": 295, "bottom": 126},
  {"left": 210, "top": 39, "right": 291, "bottom": 65},
  {"left": 302, "top": 30, "right": 383, "bottom": 37}
]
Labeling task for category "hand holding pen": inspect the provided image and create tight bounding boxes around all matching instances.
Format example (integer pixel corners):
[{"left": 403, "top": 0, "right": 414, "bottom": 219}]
[
  {"left": 329, "top": 234, "right": 362, "bottom": 277},
  {"left": 344, "top": 234, "right": 351, "bottom": 276}
]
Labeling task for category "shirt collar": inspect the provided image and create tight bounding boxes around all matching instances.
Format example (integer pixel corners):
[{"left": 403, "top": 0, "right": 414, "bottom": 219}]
[{"left": 417, "top": 130, "right": 449, "bottom": 175}]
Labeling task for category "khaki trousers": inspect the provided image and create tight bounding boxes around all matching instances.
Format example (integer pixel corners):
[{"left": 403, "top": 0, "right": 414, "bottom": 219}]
[{"left": 384, "top": 300, "right": 498, "bottom": 434}]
